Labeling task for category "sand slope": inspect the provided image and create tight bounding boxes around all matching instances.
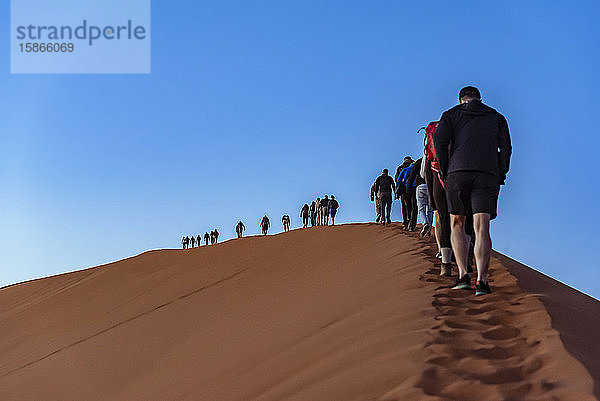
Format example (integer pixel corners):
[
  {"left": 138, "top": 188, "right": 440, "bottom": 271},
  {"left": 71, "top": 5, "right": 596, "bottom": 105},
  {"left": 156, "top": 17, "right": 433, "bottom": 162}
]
[{"left": 0, "top": 223, "right": 597, "bottom": 401}]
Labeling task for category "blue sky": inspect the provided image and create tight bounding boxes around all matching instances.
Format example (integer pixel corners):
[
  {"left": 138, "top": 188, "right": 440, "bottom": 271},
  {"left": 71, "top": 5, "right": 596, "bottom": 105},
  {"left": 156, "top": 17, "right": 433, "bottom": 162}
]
[{"left": 1, "top": 1, "right": 599, "bottom": 297}]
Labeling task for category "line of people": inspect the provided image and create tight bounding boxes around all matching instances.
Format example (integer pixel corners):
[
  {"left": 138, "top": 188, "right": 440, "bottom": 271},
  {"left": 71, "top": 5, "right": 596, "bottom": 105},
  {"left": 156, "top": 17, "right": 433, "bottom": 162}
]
[
  {"left": 371, "top": 86, "right": 512, "bottom": 296},
  {"left": 188, "top": 195, "right": 340, "bottom": 247},
  {"left": 182, "top": 229, "right": 219, "bottom": 249},
  {"left": 300, "top": 195, "right": 340, "bottom": 228}
]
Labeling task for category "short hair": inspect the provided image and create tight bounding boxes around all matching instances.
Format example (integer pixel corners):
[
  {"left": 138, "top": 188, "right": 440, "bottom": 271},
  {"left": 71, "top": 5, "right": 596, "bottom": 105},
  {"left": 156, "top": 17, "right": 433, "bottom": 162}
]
[
  {"left": 383, "top": 168, "right": 389, "bottom": 174},
  {"left": 459, "top": 86, "right": 481, "bottom": 100}
]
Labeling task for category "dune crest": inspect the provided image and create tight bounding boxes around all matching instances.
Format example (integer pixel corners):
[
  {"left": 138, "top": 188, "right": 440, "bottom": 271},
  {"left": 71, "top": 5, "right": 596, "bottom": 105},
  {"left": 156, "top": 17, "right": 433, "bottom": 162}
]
[{"left": 0, "top": 224, "right": 597, "bottom": 400}]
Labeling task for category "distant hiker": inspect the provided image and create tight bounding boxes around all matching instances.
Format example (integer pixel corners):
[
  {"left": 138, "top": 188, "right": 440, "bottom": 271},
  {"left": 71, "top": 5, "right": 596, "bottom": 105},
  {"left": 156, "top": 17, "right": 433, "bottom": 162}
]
[
  {"left": 405, "top": 157, "right": 426, "bottom": 232},
  {"left": 423, "top": 121, "right": 453, "bottom": 276},
  {"left": 282, "top": 215, "right": 291, "bottom": 232},
  {"left": 329, "top": 195, "right": 339, "bottom": 225},
  {"left": 182, "top": 236, "right": 187, "bottom": 249},
  {"left": 204, "top": 232, "right": 210, "bottom": 246},
  {"left": 374, "top": 169, "right": 396, "bottom": 225},
  {"left": 300, "top": 203, "right": 310, "bottom": 228},
  {"left": 415, "top": 156, "right": 433, "bottom": 237},
  {"left": 197, "top": 234, "right": 202, "bottom": 246},
  {"left": 395, "top": 156, "right": 414, "bottom": 225},
  {"left": 260, "top": 215, "right": 270, "bottom": 235},
  {"left": 315, "top": 197, "right": 321, "bottom": 226},
  {"left": 320, "top": 195, "right": 330, "bottom": 225},
  {"left": 213, "top": 229, "right": 219, "bottom": 243},
  {"left": 396, "top": 158, "right": 415, "bottom": 230},
  {"left": 184, "top": 236, "right": 190, "bottom": 249},
  {"left": 190, "top": 235, "right": 196, "bottom": 248},
  {"left": 210, "top": 230, "right": 216, "bottom": 245},
  {"left": 370, "top": 181, "right": 381, "bottom": 223},
  {"left": 309, "top": 201, "right": 317, "bottom": 227},
  {"left": 236, "top": 221, "right": 246, "bottom": 238},
  {"left": 435, "top": 86, "right": 512, "bottom": 295}
]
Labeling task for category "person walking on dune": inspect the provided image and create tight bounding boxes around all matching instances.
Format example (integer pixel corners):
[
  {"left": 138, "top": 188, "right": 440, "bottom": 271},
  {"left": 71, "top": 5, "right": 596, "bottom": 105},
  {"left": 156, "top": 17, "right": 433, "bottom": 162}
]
[
  {"left": 300, "top": 203, "right": 310, "bottom": 228},
  {"left": 374, "top": 169, "right": 396, "bottom": 225},
  {"left": 320, "top": 195, "right": 330, "bottom": 225},
  {"left": 315, "top": 197, "right": 321, "bottom": 226},
  {"left": 371, "top": 180, "right": 381, "bottom": 223},
  {"left": 396, "top": 158, "right": 415, "bottom": 230},
  {"left": 182, "top": 236, "right": 187, "bottom": 249},
  {"left": 309, "top": 201, "right": 317, "bottom": 227},
  {"left": 197, "top": 234, "right": 202, "bottom": 246},
  {"left": 190, "top": 235, "right": 196, "bottom": 248},
  {"left": 204, "top": 232, "right": 210, "bottom": 246},
  {"left": 236, "top": 221, "right": 246, "bottom": 238},
  {"left": 329, "top": 195, "right": 339, "bottom": 225},
  {"left": 210, "top": 230, "right": 216, "bottom": 245},
  {"left": 282, "top": 215, "right": 291, "bottom": 232},
  {"left": 435, "top": 86, "right": 512, "bottom": 295},
  {"left": 406, "top": 157, "right": 426, "bottom": 232},
  {"left": 423, "top": 121, "right": 454, "bottom": 277},
  {"left": 395, "top": 156, "right": 414, "bottom": 226},
  {"left": 213, "top": 229, "right": 219, "bottom": 244},
  {"left": 260, "top": 215, "right": 270, "bottom": 235}
]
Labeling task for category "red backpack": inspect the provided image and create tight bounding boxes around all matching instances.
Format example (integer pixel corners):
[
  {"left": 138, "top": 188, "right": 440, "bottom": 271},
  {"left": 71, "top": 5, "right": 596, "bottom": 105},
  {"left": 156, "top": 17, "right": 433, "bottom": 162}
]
[{"left": 423, "top": 121, "right": 440, "bottom": 172}]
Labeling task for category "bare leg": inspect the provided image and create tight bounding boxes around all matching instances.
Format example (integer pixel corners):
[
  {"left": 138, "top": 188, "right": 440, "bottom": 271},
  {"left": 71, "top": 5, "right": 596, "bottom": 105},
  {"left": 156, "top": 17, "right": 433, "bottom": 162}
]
[
  {"left": 473, "top": 213, "right": 492, "bottom": 282},
  {"left": 450, "top": 214, "right": 469, "bottom": 279}
]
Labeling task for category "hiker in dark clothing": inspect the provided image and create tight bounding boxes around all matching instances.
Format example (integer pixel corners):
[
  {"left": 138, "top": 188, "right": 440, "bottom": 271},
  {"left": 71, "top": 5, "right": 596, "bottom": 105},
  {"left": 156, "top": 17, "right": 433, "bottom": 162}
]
[
  {"left": 300, "top": 204, "right": 310, "bottom": 228},
  {"left": 236, "top": 221, "right": 245, "bottom": 238},
  {"left": 197, "top": 234, "right": 202, "bottom": 246},
  {"left": 374, "top": 169, "right": 396, "bottom": 225},
  {"left": 370, "top": 181, "right": 381, "bottom": 223},
  {"left": 282, "top": 215, "right": 291, "bottom": 232},
  {"left": 315, "top": 197, "right": 321, "bottom": 226},
  {"left": 210, "top": 230, "right": 216, "bottom": 245},
  {"left": 395, "top": 156, "right": 414, "bottom": 226},
  {"left": 328, "top": 195, "right": 339, "bottom": 225},
  {"left": 434, "top": 86, "right": 512, "bottom": 295},
  {"left": 396, "top": 161, "right": 415, "bottom": 229},
  {"left": 309, "top": 201, "right": 317, "bottom": 226},
  {"left": 204, "top": 232, "right": 210, "bottom": 246},
  {"left": 260, "top": 215, "right": 270, "bottom": 235},
  {"left": 190, "top": 235, "right": 196, "bottom": 248},
  {"left": 320, "top": 196, "right": 330, "bottom": 225},
  {"left": 182, "top": 236, "right": 187, "bottom": 249},
  {"left": 405, "top": 158, "right": 426, "bottom": 232},
  {"left": 213, "top": 229, "right": 219, "bottom": 243}
]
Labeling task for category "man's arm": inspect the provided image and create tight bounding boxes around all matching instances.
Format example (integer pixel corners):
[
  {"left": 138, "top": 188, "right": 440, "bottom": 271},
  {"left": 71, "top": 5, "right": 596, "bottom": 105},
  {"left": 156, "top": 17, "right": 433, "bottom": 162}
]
[
  {"left": 497, "top": 114, "right": 512, "bottom": 185},
  {"left": 434, "top": 112, "right": 452, "bottom": 180}
]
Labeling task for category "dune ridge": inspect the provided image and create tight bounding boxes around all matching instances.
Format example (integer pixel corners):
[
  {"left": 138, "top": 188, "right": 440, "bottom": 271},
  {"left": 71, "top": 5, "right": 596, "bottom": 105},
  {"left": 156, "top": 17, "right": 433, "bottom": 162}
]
[{"left": 0, "top": 223, "right": 597, "bottom": 400}]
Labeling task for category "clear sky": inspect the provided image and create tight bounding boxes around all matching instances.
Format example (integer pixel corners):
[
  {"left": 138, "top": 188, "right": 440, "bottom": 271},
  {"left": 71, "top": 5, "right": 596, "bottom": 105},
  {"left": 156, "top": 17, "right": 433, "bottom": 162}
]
[{"left": 1, "top": 1, "right": 599, "bottom": 298}]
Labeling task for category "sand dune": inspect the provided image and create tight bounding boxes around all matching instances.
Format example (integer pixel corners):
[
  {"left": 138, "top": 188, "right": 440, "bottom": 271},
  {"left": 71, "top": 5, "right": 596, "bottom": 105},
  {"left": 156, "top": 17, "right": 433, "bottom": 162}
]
[{"left": 0, "top": 223, "right": 597, "bottom": 400}]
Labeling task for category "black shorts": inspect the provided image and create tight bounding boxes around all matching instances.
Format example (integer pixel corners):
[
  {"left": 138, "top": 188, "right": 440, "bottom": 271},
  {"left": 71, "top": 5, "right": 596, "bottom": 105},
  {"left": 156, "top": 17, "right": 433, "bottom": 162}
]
[{"left": 445, "top": 171, "right": 500, "bottom": 219}]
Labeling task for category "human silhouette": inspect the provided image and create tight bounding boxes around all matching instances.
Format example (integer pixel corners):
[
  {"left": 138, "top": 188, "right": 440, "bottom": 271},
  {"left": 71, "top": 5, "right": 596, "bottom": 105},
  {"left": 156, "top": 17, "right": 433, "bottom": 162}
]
[
  {"left": 236, "top": 221, "right": 246, "bottom": 238},
  {"left": 190, "top": 235, "right": 196, "bottom": 248},
  {"left": 260, "top": 215, "right": 270, "bottom": 235},
  {"left": 282, "top": 215, "right": 291, "bottom": 232},
  {"left": 329, "top": 195, "right": 339, "bottom": 225},
  {"left": 197, "top": 234, "right": 202, "bottom": 246},
  {"left": 374, "top": 169, "right": 396, "bottom": 225},
  {"left": 300, "top": 203, "right": 310, "bottom": 228},
  {"left": 204, "top": 232, "right": 210, "bottom": 246},
  {"left": 214, "top": 229, "right": 219, "bottom": 244},
  {"left": 320, "top": 195, "right": 330, "bottom": 225},
  {"left": 181, "top": 236, "right": 187, "bottom": 249},
  {"left": 309, "top": 201, "right": 317, "bottom": 226}
]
